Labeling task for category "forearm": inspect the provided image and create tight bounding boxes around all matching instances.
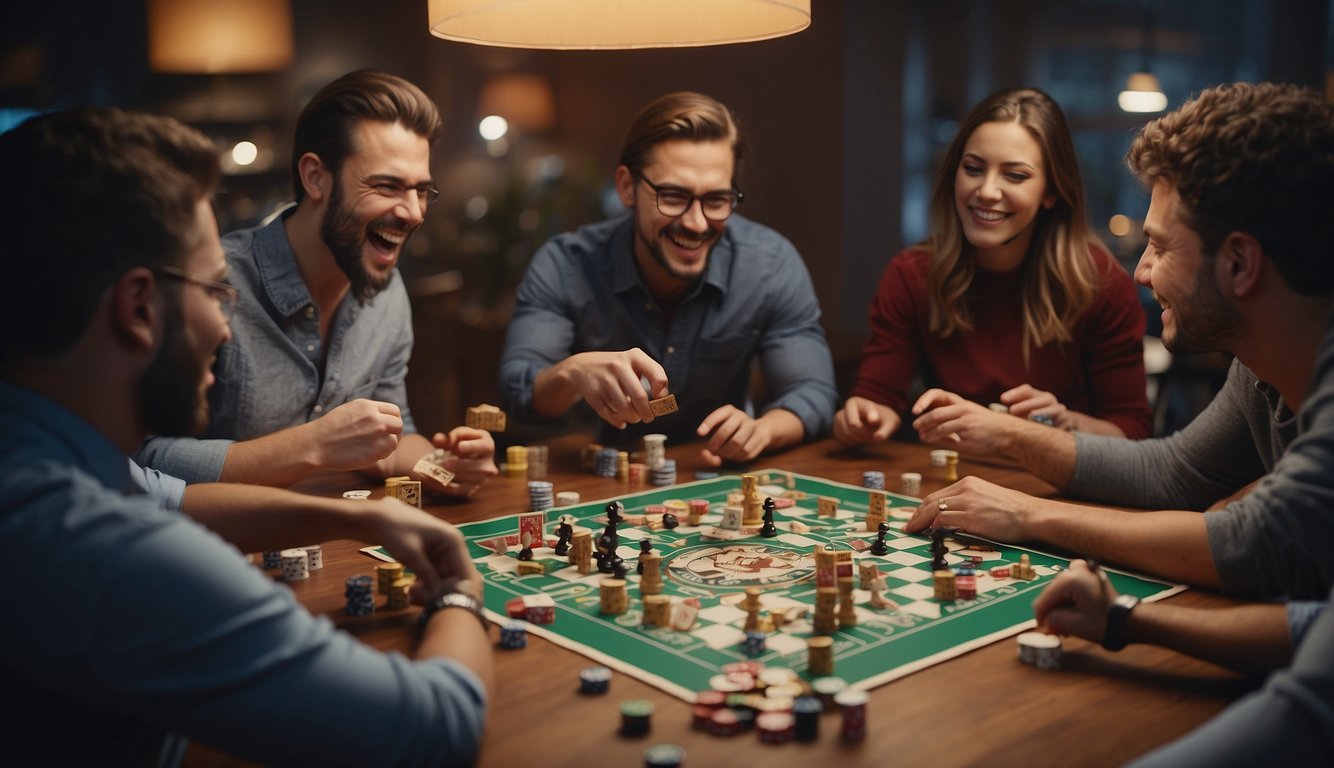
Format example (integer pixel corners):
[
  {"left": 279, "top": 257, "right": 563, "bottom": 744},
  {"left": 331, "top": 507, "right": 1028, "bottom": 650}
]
[
  {"left": 218, "top": 424, "right": 322, "bottom": 486},
  {"left": 1068, "top": 411, "right": 1128, "bottom": 438},
  {"left": 1002, "top": 418, "right": 1079, "bottom": 487},
  {"left": 1029, "top": 505, "right": 1221, "bottom": 588},
  {"left": 530, "top": 361, "right": 582, "bottom": 419},
  {"left": 1127, "top": 601, "right": 1292, "bottom": 677},
  {"left": 758, "top": 408, "right": 806, "bottom": 453},
  {"left": 418, "top": 609, "right": 495, "bottom": 694},
  {"left": 181, "top": 483, "right": 364, "bottom": 552},
  {"left": 383, "top": 433, "right": 435, "bottom": 478}
]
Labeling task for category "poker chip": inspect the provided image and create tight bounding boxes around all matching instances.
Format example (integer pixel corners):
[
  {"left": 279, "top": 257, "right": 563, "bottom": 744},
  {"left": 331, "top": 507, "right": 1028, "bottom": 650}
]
[
  {"left": 580, "top": 665, "right": 612, "bottom": 694},
  {"left": 1017, "top": 631, "right": 1063, "bottom": 670},
  {"left": 555, "top": 490, "right": 581, "bottom": 507},
  {"left": 643, "top": 743, "right": 685, "bottom": 767},
  {"left": 650, "top": 459, "right": 677, "bottom": 486},
  {"left": 810, "top": 676, "right": 847, "bottom": 704},
  {"left": 756, "top": 711, "right": 795, "bottom": 744},
  {"left": 694, "top": 470, "right": 720, "bottom": 480},
  {"left": 620, "top": 699, "right": 654, "bottom": 737},
  {"left": 595, "top": 447, "right": 619, "bottom": 477},
  {"left": 301, "top": 544, "right": 323, "bottom": 570},
  {"left": 793, "top": 695, "right": 823, "bottom": 742},
  {"left": 862, "top": 470, "right": 885, "bottom": 490},
  {"left": 834, "top": 688, "right": 868, "bottom": 742},
  {"left": 743, "top": 630, "right": 766, "bottom": 657},
  {"left": 342, "top": 489, "right": 372, "bottom": 500},
  {"left": 280, "top": 548, "right": 309, "bottom": 581},
  {"left": 528, "top": 480, "right": 554, "bottom": 511},
  {"left": 499, "top": 619, "right": 528, "bottom": 650},
  {"left": 261, "top": 550, "right": 282, "bottom": 569},
  {"left": 344, "top": 574, "right": 375, "bottom": 616}
]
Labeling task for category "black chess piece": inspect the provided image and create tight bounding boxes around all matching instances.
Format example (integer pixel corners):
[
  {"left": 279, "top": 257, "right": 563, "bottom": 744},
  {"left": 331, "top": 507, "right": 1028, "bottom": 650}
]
[
  {"left": 637, "top": 538, "right": 653, "bottom": 574},
  {"left": 518, "top": 540, "right": 534, "bottom": 562},
  {"left": 553, "top": 518, "right": 573, "bottom": 556},
  {"left": 661, "top": 512, "right": 679, "bottom": 529},
  {"left": 870, "top": 520, "right": 890, "bottom": 556},
  {"left": 606, "top": 501, "right": 624, "bottom": 524},
  {"left": 759, "top": 496, "right": 778, "bottom": 538},
  {"left": 930, "top": 527, "right": 949, "bottom": 570},
  {"left": 611, "top": 556, "right": 627, "bottom": 580}
]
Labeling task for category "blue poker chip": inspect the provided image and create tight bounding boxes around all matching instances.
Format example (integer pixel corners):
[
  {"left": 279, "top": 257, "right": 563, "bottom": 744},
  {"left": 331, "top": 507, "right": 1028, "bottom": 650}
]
[
  {"left": 644, "top": 743, "right": 685, "bottom": 767},
  {"left": 580, "top": 665, "right": 612, "bottom": 694},
  {"left": 694, "top": 470, "right": 719, "bottom": 480}
]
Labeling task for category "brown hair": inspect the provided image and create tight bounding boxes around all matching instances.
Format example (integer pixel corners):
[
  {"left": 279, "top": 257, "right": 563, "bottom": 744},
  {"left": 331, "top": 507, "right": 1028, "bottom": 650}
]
[
  {"left": 0, "top": 108, "right": 220, "bottom": 361},
  {"left": 619, "top": 91, "right": 746, "bottom": 187},
  {"left": 1127, "top": 82, "right": 1334, "bottom": 294},
  {"left": 925, "top": 88, "right": 1104, "bottom": 362},
  {"left": 291, "top": 69, "right": 442, "bottom": 201}
]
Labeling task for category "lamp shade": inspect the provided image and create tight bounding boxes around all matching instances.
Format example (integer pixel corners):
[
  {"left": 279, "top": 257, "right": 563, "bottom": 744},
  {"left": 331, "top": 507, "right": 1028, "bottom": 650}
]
[
  {"left": 148, "top": 0, "right": 294, "bottom": 74},
  {"left": 427, "top": 0, "right": 812, "bottom": 49}
]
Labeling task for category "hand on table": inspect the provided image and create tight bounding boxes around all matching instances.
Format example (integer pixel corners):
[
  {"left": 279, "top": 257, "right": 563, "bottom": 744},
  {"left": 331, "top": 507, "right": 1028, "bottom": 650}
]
[
  {"left": 358, "top": 497, "right": 481, "bottom": 603},
  {"left": 421, "top": 427, "right": 498, "bottom": 498},
  {"left": 906, "top": 475, "right": 1038, "bottom": 541},
  {"left": 1033, "top": 560, "right": 1116, "bottom": 642},
  {"left": 832, "top": 396, "right": 900, "bottom": 446},
  {"left": 697, "top": 405, "right": 775, "bottom": 466},
  {"left": 562, "top": 349, "right": 669, "bottom": 429}
]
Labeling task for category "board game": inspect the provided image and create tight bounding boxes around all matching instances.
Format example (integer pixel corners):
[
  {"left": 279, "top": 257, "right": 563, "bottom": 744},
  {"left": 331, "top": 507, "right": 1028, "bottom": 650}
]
[{"left": 454, "top": 470, "right": 1184, "bottom": 702}]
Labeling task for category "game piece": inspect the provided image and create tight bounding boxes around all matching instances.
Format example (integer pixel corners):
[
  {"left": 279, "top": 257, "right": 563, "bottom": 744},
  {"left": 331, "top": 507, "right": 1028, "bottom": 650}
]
[
  {"left": 465, "top": 403, "right": 506, "bottom": 432},
  {"left": 837, "top": 581, "right": 857, "bottom": 627},
  {"left": 553, "top": 515, "right": 573, "bottom": 556},
  {"left": 1017, "top": 631, "right": 1062, "bottom": 670},
  {"left": 387, "top": 577, "right": 413, "bottom": 609},
  {"left": 648, "top": 393, "right": 679, "bottom": 417},
  {"left": 642, "top": 433, "right": 667, "bottom": 469},
  {"left": 517, "top": 533, "right": 534, "bottom": 561},
  {"left": 642, "top": 594, "right": 672, "bottom": 627},
  {"left": 300, "top": 544, "right": 323, "bottom": 570},
  {"left": 620, "top": 699, "right": 654, "bottom": 737},
  {"left": 929, "top": 449, "right": 950, "bottom": 467},
  {"left": 740, "top": 474, "right": 763, "bottom": 526},
  {"left": 377, "top": 562, "right": 404, "bottom": 595},
  {"left": 792, "top": 696, "right": 822, "bottom": 742},
  {"left": 281, "top": 549, "right": 309, "bottom": 581},
  {"left": 741, "top": 586, "right": 763, "bottom": 632},
  {"left": 834, "top": 688, "right": 868, "bottom": 742},
  {"left": 759, "top": 496, "right": 778, "bottom": 537},
  {"left": 516, "top": 560, "right": 545, "bottom": 575},
  {"left": 505, "top": 445, "right": 528, "bottom": 478},
  {"left": 1011, "top": 553, "right": 1036, "bottom": 580},
  {"left": 757, "top": 711, "right": 794, "bottom": 744},
  {"left": 865, "top": 490, "right": 887, "bottom": 531},
  {"left": 867, "top": 577, "right": 899, "bottom": 609},
  {"left": 523, "top": 593, "right": 555, "bottom": 623},
  {"left": 956, "top": 571, "right": 977, "bottom": 600},
  {"left": 661, "top": 511, "right": 679, "bottom": 529},
  {"left": 618, "top": 450, "right": 630, "bottom": 481},
  {"left": 989, "top": 564, "right": 1011, "bottom": 578},
  {"left": 597, "top": 504, "right": 623, "bottom": 574},
  {"left": 643, "top": 744, "right": 685, "bottom": 768},
  {"left": 570, "top": 529, "right": 593, "bottom": 574},
  {"left": 499, "top": 619, "right": 528, "bottom": 649},
  {"left": 870, "top": 520, "right": 890, "bottom": 556},
  {"left": 527, "top": 480, "right": 554, "bottom": 511},
  {"left": 862, "top": 470, "right": 885, "bottom": 490},
  {"left": 344, "top": 574, "right": 375, "bottom": 616},
  {"left": 807, "top": 636, "right": 834, "bottom": 677},
  {"left": 555, "top": 490, "right": 581, "bottom": 507},
  {"left": 900, "top": 472, "right": 921, "bottom": 496},
  {"left": 639, "top": 552, "right": 663, "bottom": 595},
  {"left": 930, "top": 527, "right": 950, "bottom": 570},
  {"left": 637, "top": 538, "right": 653, "bottom": 573},
  {"left": 858, "top": 561, "right": 880, "bottom": 589},
  {"left": 600, "top": 578, "right": 628, "bottom": 614},
  {"left": 611, "top": 558, "right": 628, "bottom": 580},
  {"left": 670, "top": 598, "right": 701, "bottom": 631},
  {"left": 412, "top": 454, "right": 455, "bottom": 489},
  {"left": 945, "top": 451, "right": 959, "bottom": 482},
  {"left": 580, "top": 665, "right": 612, "bottom": 694},
  {"left": 817, "top": 495, "right": 838, "bottom": 518},
  {"left": 813, "top": 587, "right": 838, "bottom": 634},
  {"left": 933, "top": 569, "right": 957, "bottom": 601},
  {"left": 719, "top": 505, "right": 743, "bottom": 530}
]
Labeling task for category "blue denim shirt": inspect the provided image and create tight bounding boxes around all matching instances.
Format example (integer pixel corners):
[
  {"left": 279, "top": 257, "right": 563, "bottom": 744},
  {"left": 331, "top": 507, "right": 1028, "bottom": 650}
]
[
  {"left": 134, "top": 210, "right": 416, "bottom": 482},
  {"left": 0, "top": 380, "right": 485, "bottom": 766},
  {"left": 499, "top": 214, "right": 836, "bottom": 446}
]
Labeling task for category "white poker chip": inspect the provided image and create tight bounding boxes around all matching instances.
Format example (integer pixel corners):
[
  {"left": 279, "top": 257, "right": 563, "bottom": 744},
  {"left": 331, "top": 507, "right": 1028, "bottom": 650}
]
[{"left": 342, "top": 489, "right": 372, "bottom": 499}]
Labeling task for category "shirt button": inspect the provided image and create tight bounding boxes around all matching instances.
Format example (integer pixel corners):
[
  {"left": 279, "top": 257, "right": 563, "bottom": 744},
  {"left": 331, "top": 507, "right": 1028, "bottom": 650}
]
[
  {"left": 313, "top": 404, "right": 323, "bottom": 414},
  {"left": 306, "top": 343, "right": 316, "bottom": 352},
  {"left": 667, "top": 346, "right": 675, "bottom": 354},
  {"left": 305, "top": 307, "right": 315, "bottom": 319}
]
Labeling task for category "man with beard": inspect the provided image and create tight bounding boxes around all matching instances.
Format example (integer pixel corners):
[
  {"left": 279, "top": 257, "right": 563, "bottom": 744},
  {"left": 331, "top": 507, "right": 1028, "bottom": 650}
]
[
  {"left": 905, "top": 83, "right": 1334, "bottom": 601},
  {"left": 499, "top": 91, "right": 837, "bottom": 465},
  {"left": 0, "top": 108, "right": 490, "bottom": 765},
  {"left": 135, "top": 70, "right": 497, "bottom": 496}
]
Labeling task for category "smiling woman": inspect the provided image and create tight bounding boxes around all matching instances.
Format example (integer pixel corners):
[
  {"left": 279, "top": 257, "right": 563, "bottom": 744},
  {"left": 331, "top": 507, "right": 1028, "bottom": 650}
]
[{"left": 834, "top": 87, "right": 1151, "bottom": 448}]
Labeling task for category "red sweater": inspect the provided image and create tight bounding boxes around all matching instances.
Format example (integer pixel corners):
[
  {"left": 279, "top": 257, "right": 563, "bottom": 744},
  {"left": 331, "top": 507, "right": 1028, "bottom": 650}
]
[{"left": 850, "top": 246, "right": 1151, "bottom": 439}]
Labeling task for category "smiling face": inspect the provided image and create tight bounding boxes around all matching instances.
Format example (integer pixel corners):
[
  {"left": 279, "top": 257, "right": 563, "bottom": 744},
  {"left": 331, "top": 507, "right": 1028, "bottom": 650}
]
[
  {"left": 321, "top": 119, "right": 432, "bottom": 302},
  {"left": 616, "top": 138, "right": 734, "bottom": 298},
  {"left": 953, "top": 120, "right": 1055, "bottom": 270},
  {"left": 1135, "top": 181, "right": 1240, "bottom": 354}
]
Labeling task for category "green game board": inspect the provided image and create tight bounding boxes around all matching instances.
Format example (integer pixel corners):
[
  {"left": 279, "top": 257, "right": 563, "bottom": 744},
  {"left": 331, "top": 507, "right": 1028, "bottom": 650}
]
[{"left": 458, "top": 470, "right": 1183, "bottom": 702}]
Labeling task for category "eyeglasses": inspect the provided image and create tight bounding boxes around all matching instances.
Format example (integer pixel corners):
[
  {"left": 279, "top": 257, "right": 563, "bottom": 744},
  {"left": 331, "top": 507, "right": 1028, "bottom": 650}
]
[
  {"left": 154, "top": 265, "right": 240, "bottom": 320},
  {"left": 366, "top": 178, "right": 440, "bottom": 206},
  {"left": 633, "top": 171, "right": 743, "bottom": 222}
]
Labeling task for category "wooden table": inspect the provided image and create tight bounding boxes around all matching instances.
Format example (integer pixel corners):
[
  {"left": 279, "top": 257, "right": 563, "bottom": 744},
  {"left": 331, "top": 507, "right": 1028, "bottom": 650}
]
[{"left": 189, "top": 436, "right": 1251, "bottom": 767}]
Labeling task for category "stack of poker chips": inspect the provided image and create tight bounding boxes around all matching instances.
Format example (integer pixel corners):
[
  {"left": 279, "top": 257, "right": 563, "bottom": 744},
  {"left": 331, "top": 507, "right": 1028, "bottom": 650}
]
[
  {"left": 280, "top": 549, "right": 310, "bottom": 581},
  {"left": 650, "top": 459, "right": 677, "bottom": 486},
  {"left": 302, "top": 544, "right": 323, "bottom": 570},
  {"left": 756, "top": 711, "right": 795, "bottom": 744},
  {"left": 743, "top": 630, "right": 766, "bottom": 657},
  {"left": 595, "top": 447, "right": 619, "bottom": 478},
  {"left": 619, "top": 699, "right": 654, "bottom": 737},
  {"left": 261, "top": 551, "right": 282, "bottom": 569},
  {"left": 525, "top": 444, "right": 548, "bottom": 479},
  {"left": 792, "top": 696, "right": 823, "bottom": 742},
  {"left": 579, "top": 665, "right": 612, "bottom": 694},
  {"left": 642, "top": 433, "right": 667, "bottom": 468},
  {"left": 555, "top": 490, "right": 581, "bottom": 507},
  {"left": 901, "top": 472, "right": 922, "bottom": 496},
  {"left": 1017, "top": 631, "right": 1063, "bottom": 670},
  {"left": 835, "top": 688, "right": 868, "bottom": 742},
  {"left": 528, "top": 480, "right": 554, "bottom": 511},
  {"left": 643, "top": 744, "right": 686, "bottom": 768},
  {"left": 499, "top": 619, "right": 528, "bottom": 649},
  {"left": 377, "top": 562, "right": 404, "bottom": 596},
  {"left": 387, "top": 578, "right": 413, "bottom": 609},
  {"left": 344, "top": 575, "right": 375, "bottom": 616},
  {"left": 687, "top": 499, "right": 709, "bottom": 526},
  {"left": 862, "top": 470, "right": 885, "bottom": 490},
  {"left": 505, "top": 445, "right": 528, "bottom": 478}
]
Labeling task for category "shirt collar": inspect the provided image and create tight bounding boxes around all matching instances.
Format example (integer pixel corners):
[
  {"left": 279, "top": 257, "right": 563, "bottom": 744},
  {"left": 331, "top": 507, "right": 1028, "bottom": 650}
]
[
  {"left": 254, "top": 207, "right": 318, "bottom": 318},
  {"left": 610, "top": 215, "right": 735, "bottom": 300}
]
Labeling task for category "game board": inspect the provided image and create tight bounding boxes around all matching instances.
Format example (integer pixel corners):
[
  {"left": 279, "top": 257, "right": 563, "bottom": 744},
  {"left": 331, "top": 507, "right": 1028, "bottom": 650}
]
[{"left": 454, "top": 470, "right": 1184, "bottom": 702}]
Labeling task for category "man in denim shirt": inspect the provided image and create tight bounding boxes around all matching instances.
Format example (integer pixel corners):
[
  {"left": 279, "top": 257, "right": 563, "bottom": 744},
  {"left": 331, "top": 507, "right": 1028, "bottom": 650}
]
[
  {"left": 500, "top": 92, "right": 836, "bottom": 465},
  {"left": 136, "top": 71, "right": 497, "bottom": 496}
]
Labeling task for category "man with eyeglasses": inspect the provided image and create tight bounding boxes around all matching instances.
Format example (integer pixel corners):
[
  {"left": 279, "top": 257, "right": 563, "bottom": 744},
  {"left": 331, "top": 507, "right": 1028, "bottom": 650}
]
[
  {"left": 0, "top": 108, "right": 489, "bottom": 765},
  {"left": 136, "top": 70, "right": 498, "bottom": 497},
  {"left": 500, "top": 91, "right": 837, "bottom": 465}
]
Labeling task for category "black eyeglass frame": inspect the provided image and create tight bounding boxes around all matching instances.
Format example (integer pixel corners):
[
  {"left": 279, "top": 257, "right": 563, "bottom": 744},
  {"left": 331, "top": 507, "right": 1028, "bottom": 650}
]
[
  {"left": 632, "top": 170, "right": 744, "bottom": 222},
  {"left": 154, "top": 264, "right": 240, "bottom": 319}
]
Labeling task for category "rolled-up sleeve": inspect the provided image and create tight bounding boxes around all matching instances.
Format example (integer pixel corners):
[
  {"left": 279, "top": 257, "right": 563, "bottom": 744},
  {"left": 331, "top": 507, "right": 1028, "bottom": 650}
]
[
  {"left": 499, "top": 241, "right": 579, "bottom": 420},
  {"left": 756, "top": 241, "right": 837, "bottom": 438},
  {"left": 132, "top": 436, "right": 233, "bottom": 484}
]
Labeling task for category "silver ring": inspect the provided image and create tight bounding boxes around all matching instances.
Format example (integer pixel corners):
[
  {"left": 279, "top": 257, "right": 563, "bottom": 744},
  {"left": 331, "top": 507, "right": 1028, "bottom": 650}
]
[{"left": 938, "top": 501, "right": 949, "bottom": 512}]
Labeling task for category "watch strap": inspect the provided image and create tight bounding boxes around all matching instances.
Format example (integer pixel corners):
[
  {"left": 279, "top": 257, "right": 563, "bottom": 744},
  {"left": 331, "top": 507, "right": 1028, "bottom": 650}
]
[
  {"left": 1102, "top": 594, "right": 1140, "bottom": 651},
  {"left": 421, "top": 585, "right": 489, "bottom": 632}
]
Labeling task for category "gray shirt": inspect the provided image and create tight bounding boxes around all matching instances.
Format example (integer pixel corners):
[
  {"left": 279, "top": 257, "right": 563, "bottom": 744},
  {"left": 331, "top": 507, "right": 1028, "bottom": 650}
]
[{"left": 135, "top": 210, "right": 417, "bottom": 482}]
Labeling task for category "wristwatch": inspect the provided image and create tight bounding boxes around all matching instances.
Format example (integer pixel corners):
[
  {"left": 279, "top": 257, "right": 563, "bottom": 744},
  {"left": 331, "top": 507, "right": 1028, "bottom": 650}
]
[
  {"left": 420, "top": 582, "right": 489, "bottom": 632},
  {"left": 1102, "top": 593, "right": 1141, "bottom": 651}
]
